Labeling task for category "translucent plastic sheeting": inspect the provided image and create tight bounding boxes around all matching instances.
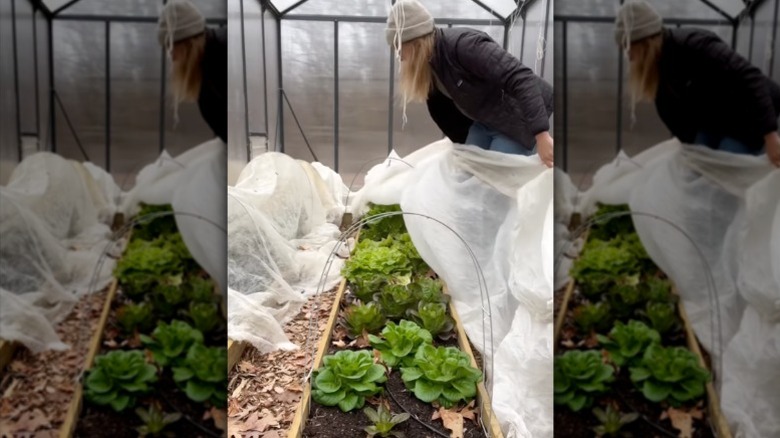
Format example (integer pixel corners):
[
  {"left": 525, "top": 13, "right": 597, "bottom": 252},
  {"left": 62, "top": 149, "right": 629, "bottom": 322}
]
[
  {"left": 57, "top": 0, "right": 226, "bottom": 19},
  {"left": 350, "top": 139, "right": 554, "bottom": 438},
  {"left": 120, "top": 138, "right": 228, "bottom": 294},
  {"left": 575, "top": 140, "right": 779, "bottom": 438},
  {"left": 0, "top": 152, "right": 121, "bottom": 352},
  {"left": 227, "top": 152, "right": 350, "bottom": 353}
]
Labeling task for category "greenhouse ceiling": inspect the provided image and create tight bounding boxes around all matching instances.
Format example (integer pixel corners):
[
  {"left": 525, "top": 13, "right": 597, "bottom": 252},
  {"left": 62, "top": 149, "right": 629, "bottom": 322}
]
[{"left": 33, "top": 0, "right": 764, "bottom": 23}]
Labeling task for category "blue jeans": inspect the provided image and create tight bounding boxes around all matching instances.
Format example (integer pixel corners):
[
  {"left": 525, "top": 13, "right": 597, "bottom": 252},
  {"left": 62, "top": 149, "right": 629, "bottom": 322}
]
[
  {"left": 466, "top": 122, "right": 535, "bottom": 156},
  {"left": 694, "top": 132, "right": 765, "bottom": 156}
]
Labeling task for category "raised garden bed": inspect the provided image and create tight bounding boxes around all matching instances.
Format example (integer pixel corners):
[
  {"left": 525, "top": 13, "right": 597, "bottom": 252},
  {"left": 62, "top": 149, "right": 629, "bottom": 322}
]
[
  {"left": 56, "top": 204, "right": 228, "bottom": 438},
  {"left": 553, "top": 204, "right": 730, "bottom": 438},
  {"left": 288, "top": 204, "right": 503, "bottom": 438}
]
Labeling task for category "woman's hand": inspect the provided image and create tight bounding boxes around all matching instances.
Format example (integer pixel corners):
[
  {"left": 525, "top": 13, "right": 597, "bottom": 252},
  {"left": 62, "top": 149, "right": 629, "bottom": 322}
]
[
  {"left": 766, "top": 132, "right": 780, "bottom": 167},
  {"left": 536, "top": 132, "right": 554, "bottom": 168}
]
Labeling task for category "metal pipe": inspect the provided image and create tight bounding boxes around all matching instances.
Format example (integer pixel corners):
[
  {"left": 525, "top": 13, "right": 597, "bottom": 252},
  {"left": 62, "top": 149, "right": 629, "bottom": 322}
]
[
  {"left": 240, "top": 0, "right": 251, "bottom": 161},
  {"left": 261, "top": 3, "right": 269, "bottom": 147},
  {"left": 732, "top": 22, "right": 738, "bottom": 48},
  {"left": 469, "top": 0, "right": 506, "bottom": 22},
  {"left": 105, "top": 20, "right": 111, "bottom": 172},
  {"left": 616, "top": 0, "right": 624, "bottom": 154},
  {"left": 33, "top": 5, "right": 40, "bottom": 143},
  {"left": 159, "top": 47, "right": 166, "bottom": 152},
  {"left": 503, "top": 23, "right": 509, "bottom": 50},
  {"left": 771, "top": 0, "right": 779, "bottom": 77},
  {"left": 540, "top": 0, "right": 551, "bottom": 77},
  {"left": 53, "top": 14, "right": 226, "bottom": 24},
  {"left": 519, "top": 13, "right": 526, "bottom": 62},
  {"left": 562, "top": 21, "right": 568, "bottom": 171},
  {"left": 334, "top": 20, "right": 339, "bottom": 172},
  {"left": 748, "top": 16, "right": 755, "bottom": 62},
  {"left": 51, "top": 0, "right": 81, "bottom": 16},
  {"left": 280, "top": 0, "right": 309, "bottom": 16},
  {"left": 699, "top": 0, "right": 736, "bottom": 23},
  {"left": 49, "top": 18, "right": 55, "bottom": 152},
  {"left": 12, "top": 0, "right": 22, "bottom": 161},
  {"left": 387, "top": 44, "right": 395, "bottom": 154},
  {"left": 277, "top": 16, "right": 284, "bottom": 152},
  {"left": 281, "top": 14, "right": 499, "bottom": 26}
]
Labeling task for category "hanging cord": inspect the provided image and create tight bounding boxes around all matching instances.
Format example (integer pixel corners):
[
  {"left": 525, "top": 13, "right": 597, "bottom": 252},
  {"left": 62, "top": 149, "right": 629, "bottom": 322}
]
[
  {"left": 391, "top": 3, "right": 409, "bottom": 128},
  {"left": 622, "top": 5, "right": 639, "bottom": 130},
  {"left": 163, "top": 3, "right": 180, "bottom": 127}
]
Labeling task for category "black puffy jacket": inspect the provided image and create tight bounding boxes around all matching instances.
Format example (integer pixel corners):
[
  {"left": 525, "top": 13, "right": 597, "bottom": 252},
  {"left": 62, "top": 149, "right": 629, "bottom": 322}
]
[
  {"left": 198, "top": 26, "right": 227, "bottom": 143},
  {"left": 656, "top": 28, "right": 780, "bottom": 150},
  {"left": 427, "top": 28, "right": 553, "bottom": 150}
]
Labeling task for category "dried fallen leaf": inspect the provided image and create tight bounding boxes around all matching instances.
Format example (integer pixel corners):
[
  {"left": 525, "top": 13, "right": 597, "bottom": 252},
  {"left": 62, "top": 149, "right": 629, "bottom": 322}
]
[
  {"left": 232, "top": 378, "right": 250, "bottom": 399},
  {"left": 432, "top": 407, "right": 464, "bottom": 438},
  {"left": 210, "top": 407, "right": 227, "bottom": 431},
  {"left": 332, "top": 339, "right": 347, "bottom": 348},
  {"left": 583, "top": 333, "right": 599, "bottom": 349},
  {"left": 273, "top": 386, "right": 285, "bottom": 394},
  {"left": 460, "top": 401, "right": 477, "bottom": 423},
  {"left": 661, "top": 407, "right": 695, "bottom": 438}
]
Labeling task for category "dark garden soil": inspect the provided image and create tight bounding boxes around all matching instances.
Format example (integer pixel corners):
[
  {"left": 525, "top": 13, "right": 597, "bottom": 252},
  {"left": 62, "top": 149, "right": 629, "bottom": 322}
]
[
  {"left": 75, "top": 283, "right": 226, "bottom": 437},
  {"left": 76, "top": 371, "right": 223, "bottom": 438},
  {"left": 304, "top": 372, "right": 486, "bottom": 438}
]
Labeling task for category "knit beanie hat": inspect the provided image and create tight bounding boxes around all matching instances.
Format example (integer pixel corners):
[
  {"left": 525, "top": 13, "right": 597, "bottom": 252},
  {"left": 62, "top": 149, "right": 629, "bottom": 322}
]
[
  {"left": 614, "top": 0, "right": 663, "bottom": 48},
  {"left": 386, "top": 0, "right": 435, "bottom": 47},
  {"left": 158, "top": 0, "right": 206, "bottom": 48}
]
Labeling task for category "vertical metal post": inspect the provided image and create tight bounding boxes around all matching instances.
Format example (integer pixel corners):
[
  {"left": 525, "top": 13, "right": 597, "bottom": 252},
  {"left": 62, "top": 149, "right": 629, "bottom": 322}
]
[
  {"left": 731, "top": 22, "right": 738, "bottom": 48},
  {"left": 12, "top": 0, "right": 22, "bottom": 161},
  {"left": 240, "top": 0, "right": 251, "bottom": 160},
  {"left": 387, "top": 45, "right": 395, "bottom": 153},
  {"left": 277, "top": 16, "right": 284, "bottom": 152},
  {"left": 159, "top": 48, "right": 166, "bottom": 152},
  {"left": 771, "top": 0, "right": 779, "bottom": 77},
  {"left": 334, "top": 19, "right": 339, "bottom": 171},
  {"left": 261, "top": 3, "right": 269, "bottom": 144},
  {"left": 748, "top": 16, "right": 755, "bottom": 62},
  {"left": 616, "top": 0, "right": 624, "bottom": 153},
  {"left": 562, "top": 20, "right": 568, "bottom": 172},
  {"left": 49, "top": 18, "right": 56, "bottom": 152},
  {"left": 33, "top": 6, "right": 40, "bottom": 144},
  {"left": 503, "top": 22, "right": 509, "bottom": 50},
  {"left": 105, "top": 21, "right": 111, "bottom": 171},
  {"left": 540, "top": 0, "right": 551, "bottom": 77},
  {"left": 519, "top": 13, "right": 526, "bottom": 62}
]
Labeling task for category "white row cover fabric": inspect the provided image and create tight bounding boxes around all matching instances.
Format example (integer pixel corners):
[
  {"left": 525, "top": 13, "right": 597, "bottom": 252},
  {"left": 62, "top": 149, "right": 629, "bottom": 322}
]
[
  {"left": 351, "top": 139, "right": 554, "bottom": 438},
  {"left": 227, "top": 152, "right": 350, "bottom": 353},
  {"left": 573, "top": 139, "right": 779, "bottom": 438}
]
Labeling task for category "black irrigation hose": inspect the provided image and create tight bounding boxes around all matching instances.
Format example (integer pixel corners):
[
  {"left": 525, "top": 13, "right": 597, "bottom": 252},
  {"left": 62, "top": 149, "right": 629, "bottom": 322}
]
[
  {"left": 614, "top": 389, "right": 677, "bottom": 438},
  {"left": 159, "top": 392, "right": 221, "bottom": 438},
  {"left": 385, "top": 384, "right": 450, "bottom": 438}
]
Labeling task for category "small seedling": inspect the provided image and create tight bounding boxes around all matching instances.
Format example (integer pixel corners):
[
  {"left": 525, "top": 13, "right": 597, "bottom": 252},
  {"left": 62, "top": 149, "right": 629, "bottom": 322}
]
[
  {"left": 135, "top": 403, "right": 182, "bottom": 437},
  {"left": 592, "top": 405, "right": 639, "bottom": 437},
  {"left": 363, "top": 404, "right": 410, "bottom": 438}
]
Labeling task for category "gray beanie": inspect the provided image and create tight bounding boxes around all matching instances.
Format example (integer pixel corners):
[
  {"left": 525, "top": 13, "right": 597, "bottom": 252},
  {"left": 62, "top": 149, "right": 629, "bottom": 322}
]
[
  {"left": 386, "top": 0, "right": 435, "bottom": 47},
  {"left": 614, "top": 0, "right": 663, "bottom": 47},
  {"left": 158, "top": 0, "right": 205, "bottom": 47}
]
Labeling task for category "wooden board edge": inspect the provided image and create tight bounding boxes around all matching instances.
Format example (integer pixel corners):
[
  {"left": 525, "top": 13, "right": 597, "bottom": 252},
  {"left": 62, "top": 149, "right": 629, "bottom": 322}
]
[
  {"left": 553, "top": 278, "right": 576, "bottom": 352},
  {"left": 448, "top": 297, "right": 505, "bottom": 438},
  {"left": 59, "top": 276, "right": 120, "bottom": 438},
  {"left": 675, "top": 294, "right": 732, "bottom": 438},
  {"left": 0, "top": 340, "right": 18, "bottom": 373},
  {"left": 287, "top": 277, "right": 349, "bottom": 438},
  {"left": 227, "top": 339, "right": 247, "bottom": 371}
]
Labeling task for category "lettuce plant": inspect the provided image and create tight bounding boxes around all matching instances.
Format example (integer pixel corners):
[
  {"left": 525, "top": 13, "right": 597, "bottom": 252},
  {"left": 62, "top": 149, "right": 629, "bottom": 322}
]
[
  {"left": 644, "top": 302, "right": 679, "bottom": 335},
  {"left": 344, "top": 302, "right": 386, "bottom": 337},
  {"left": 588, "top": 204, "right": 635, "bottom": 241},
  {"left": 187, "top": 302, "right": 222, "bottom": 334},
  {"left": 133, "top": 204, "right": 178, "bottom": 241},
  {"left": 312, "top": 350, "right": 387, "bottom": 412},
  {"left": 573, "top": 301, "right": 613, "bottom": 334},
  {"left": 390, "top": 233, "right": 429, "bottom": 275},
  {"left": 554, "top": 350, "right": 614, "bottom": 412},
  {"left": 572, "top": 238, "right": 642, "bottom": 297},
  {"left": 116, "top": 302, "right": 155, "bottom": 335},
  {"left": 185, "top": 275, "right": 215, "bottom": 303},
  {"left": 172, "top": 344, "right": 227, "bottom": 407},
  {"left": 140, "top": 320, "right": 204, "bottom": 367},
  {"left": 592, "top": 405, "right": 639, "bottom": 437},
  {"left": 607, "top": 275, "right": 644, "bottom": 318},
  {"left": 360, "top": 204, "right": 407, "bottom": 242},
  {"left": 410, "top": 277, "right": 446, "bottom": 304},
  {"left": 629, "top": 345, "right": 710, "bottom": 406},
  {"left": 377, "top": 284, "right": 417, "bottom": 319},
  {"left": 343, "top": 240, "right": 412, "bottom": 302},
  {"left": 368, "top": 320, "right": 433, "bottom": 368},
  {"left": 135, "top": 404, "right": 181, "bottom": 437},
  {"left": 150, "top": 281, "right": 186, "bottom": 318},
  {"left": 407, "top": 302, "right": 454, "bottom": 339},
  {"left": 364, "top": 404, "right": 410, "bottom": 438},
  {"left": 400, "top": 345, "right": 482, "bottom": 408},
  {"left": 643, "top": 276, "right": 675, "bottom": 304},
  {"left": 597, "top": 320, "right": 661, "bottom": 367},
  {"left": 115, "top": 239, "right": 183, "bottom": 299},
  {"left": 85, "top": 350, "right": 158, "bottom": 412}
]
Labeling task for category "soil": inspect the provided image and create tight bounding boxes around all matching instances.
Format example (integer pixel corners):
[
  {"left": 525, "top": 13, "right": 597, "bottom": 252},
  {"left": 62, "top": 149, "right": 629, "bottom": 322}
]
[
  {"left": 304, "top": 372, "right": 486, "bottom": 438},
  {"left": 76, "top": 371, "right": 223, "bottom": 438}
]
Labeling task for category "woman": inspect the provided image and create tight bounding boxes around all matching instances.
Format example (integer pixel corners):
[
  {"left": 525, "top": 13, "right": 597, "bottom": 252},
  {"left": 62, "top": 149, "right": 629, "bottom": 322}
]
[
  {"left": 615, "top": 0, "right": 780, "bottom": 167},
  {"left": 158, "top": 0, "right": 227, "bottom": 143},
  {"left": 385, "top": 0, "right": 554, "bottom": 167}
]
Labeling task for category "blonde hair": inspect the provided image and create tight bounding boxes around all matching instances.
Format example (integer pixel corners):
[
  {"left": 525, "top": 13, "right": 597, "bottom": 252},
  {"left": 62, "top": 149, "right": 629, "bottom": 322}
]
[
  {"left": 628, "top": 34, "right": 662, "bottom": 102},
  {"left": 399, "top": 33, "right": 435, "bottom": 104},
  {"left": 171, "top": 34, "right": 205, "bottom": 106}
]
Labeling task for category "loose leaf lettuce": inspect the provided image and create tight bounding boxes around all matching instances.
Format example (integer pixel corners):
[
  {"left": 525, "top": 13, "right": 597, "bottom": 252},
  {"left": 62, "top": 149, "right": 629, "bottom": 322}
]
[
  {"left": 407, "top": 302, "right": 454, "bottom": 339},
  {"left": 597, "top": 320, "right": 661, "bottom": 367},
  {"left": 172, "top": 344, "right": 227, "bottom": 407},
  {"left": 312, "top": 350, "right": 387, "bottom": 412},
  {"left": 629, "top": 345, "right": 710, "bottom": 406},
  {"left": 140, "top": 320, "right": 204, "bottom": 367},
  {"left": 400, "top": 345, "right": 482, "bottom": 408},
  {"left": 368, "top": 320, "right": 433, "bottom": 368},
  {"left": 85, "top": 350, "right": 158, "bottom": 412},
  {"left": 344, "top": 302, "right": 386, "bottom": 338},
  {"left": 554, "top": 350, "right": 614, "bottom": 412}
]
